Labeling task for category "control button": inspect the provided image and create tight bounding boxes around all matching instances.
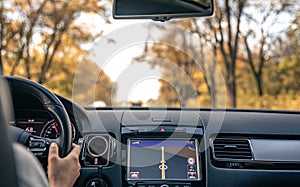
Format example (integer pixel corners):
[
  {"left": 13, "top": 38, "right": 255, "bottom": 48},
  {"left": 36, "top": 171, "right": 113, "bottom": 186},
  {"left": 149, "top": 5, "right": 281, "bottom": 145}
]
[
  {"left": 187, "top": 171, "right": 197, "bottom": 179},
  {"left": 28, "top": 138, "right": 48, "bottom": 156},
  {"left": 29, "top": 139, "right": 46, "bottom": 148},
  {"left": 160, "top": 185, "right": 169, "bottom": 187},
  {"left": 187, "top": 157, "right": 195, "bottom": 165},
  {"left": 137, "top": 185, "right": 146, "bottom": 187},
  {"left": 85, "top": 178, "right": 108, "bottom": 187},
  {"left": 129, "top": 171, "right": 140, "bottom": 179},
  {"left": 182, "top": 184, "right": 191, "bottom": 187},
  {"left": 157, "top": 126, "right": 174, "bottom": 133}
]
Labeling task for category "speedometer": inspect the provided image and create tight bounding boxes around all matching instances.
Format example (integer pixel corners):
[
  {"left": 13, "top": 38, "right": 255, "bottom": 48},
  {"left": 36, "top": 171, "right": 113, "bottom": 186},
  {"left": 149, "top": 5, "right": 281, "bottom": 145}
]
[{"left": 40, "top": 119, "right": 76, "bottom": 140}]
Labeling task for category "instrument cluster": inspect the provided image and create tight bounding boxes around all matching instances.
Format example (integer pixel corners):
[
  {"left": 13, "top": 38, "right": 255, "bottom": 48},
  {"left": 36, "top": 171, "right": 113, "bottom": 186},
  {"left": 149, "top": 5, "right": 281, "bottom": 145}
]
[{"left": 13, "top": 117, "right": 77, "bottom": 141}]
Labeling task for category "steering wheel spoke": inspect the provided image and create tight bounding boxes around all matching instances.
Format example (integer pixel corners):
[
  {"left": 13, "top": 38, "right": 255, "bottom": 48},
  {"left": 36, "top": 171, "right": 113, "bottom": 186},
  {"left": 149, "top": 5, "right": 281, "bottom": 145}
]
[
  {"left": 27, "top": 137, "right": 49, "bottom": 156},
  {"left": 27, "top": 136, "right": 64, "bottom": 158}
]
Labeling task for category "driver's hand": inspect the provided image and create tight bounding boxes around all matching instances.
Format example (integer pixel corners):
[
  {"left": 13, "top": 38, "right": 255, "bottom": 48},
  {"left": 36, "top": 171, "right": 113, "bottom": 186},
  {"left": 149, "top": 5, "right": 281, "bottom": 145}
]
[{"left": 48, "top": 143, "right": 81, "bottom": 187}]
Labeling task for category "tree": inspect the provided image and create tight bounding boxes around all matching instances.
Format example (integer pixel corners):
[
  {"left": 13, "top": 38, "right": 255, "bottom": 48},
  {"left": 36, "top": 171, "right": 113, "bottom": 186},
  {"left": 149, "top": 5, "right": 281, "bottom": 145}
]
[
  {"left": 0, "top": 0, "right": 114, "bottom": 100},
  {"left": 265, "top": 12, "right": 300, "bottom": 99},
  {"left": 191, "top": 18, "right": 219, "bottom": 107},
  {"left": 134, "top": 23, "right": 209, "bottom": 107},
  {"left": 137, "top": 0, "right": 246, "bottom": 108},
  {"left": 1, "top": 0, "right": 109, "bottom": 83},
  {"left": 242, "top": 0, "right": 293, "bottom": 98},
  {"left": 139, "top": 0, "right": 247, "bottom": 108},
  {"left": 205, "top": 0, "right": 246, "bottom": 107}
]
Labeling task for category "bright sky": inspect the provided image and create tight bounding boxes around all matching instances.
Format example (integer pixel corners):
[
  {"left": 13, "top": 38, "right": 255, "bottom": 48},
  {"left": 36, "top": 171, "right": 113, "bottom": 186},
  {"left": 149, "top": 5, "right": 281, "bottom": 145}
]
[
  {"left": 100, "top": 44, "right": 162, "bottom": 102},
  {"left": 82, "top": 15, "right": 163, "bottom": 103}
]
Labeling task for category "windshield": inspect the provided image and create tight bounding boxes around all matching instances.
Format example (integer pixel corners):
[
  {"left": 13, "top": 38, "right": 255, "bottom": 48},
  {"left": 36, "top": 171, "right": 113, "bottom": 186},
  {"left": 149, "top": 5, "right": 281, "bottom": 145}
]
[{"left": 0, "top": 0, "right": 299, "bottom": 110}]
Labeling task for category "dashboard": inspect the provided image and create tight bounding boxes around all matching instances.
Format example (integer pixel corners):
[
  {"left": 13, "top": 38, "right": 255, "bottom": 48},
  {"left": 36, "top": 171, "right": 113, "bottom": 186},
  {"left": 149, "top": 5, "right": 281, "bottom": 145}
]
[{"left": 8, "top": 81, "right": 300, "bottom": 187}]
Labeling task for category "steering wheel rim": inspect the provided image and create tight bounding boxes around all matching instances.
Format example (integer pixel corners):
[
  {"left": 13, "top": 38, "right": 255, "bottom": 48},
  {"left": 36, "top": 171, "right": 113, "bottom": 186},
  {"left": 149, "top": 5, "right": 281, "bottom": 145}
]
[{"left": 4, "top": 76, "right": 72, "bottom": 157}]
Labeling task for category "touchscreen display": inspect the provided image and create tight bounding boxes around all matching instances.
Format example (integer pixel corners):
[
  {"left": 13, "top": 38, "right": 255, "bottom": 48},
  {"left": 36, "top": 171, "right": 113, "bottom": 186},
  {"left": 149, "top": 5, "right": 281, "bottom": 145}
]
[{"left": 127, "top": 139, "right": 200, "bottom": 180}]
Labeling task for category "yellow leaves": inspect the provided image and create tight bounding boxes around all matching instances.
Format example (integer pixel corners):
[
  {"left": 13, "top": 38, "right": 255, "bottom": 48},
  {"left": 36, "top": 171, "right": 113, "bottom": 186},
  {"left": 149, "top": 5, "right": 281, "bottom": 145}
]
[
  {"left": 237, "top": 94, "right": 300, "bottom": 110},
  {"left": 173, "top": 19, "right": 193, "bottom": 30}
]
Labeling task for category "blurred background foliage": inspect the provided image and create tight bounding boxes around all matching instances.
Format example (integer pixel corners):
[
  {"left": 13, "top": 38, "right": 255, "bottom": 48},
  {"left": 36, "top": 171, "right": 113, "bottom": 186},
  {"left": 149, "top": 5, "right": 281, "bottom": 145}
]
[
  {"left": 135, "top": 0, "right": 300, "bottom": 109},
  {"left": 0, "top": 0, "right": 113, "bottom": 106},
  {"left": 0, "top": 0, "right": 299, "bottom": 109}
]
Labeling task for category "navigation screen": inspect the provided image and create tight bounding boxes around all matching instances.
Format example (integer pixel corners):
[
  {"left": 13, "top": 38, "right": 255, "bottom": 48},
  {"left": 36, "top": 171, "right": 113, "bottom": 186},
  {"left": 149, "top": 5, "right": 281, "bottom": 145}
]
[{"left": 127, "top": 139, "right": 200, "bottom": 181}]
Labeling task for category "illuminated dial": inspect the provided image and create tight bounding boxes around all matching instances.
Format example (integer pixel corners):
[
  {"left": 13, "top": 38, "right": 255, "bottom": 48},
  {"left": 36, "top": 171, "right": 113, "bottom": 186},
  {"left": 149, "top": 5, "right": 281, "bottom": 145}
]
[{"left": 40, "top": 119, "right": 76, "bottom": 140}]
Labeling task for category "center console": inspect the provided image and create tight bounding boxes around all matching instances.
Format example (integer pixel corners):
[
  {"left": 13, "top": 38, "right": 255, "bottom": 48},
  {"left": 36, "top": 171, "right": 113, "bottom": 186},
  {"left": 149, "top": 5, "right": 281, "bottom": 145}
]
[{"left": 122, "top": 125, "right": 205, "bottom": 187}]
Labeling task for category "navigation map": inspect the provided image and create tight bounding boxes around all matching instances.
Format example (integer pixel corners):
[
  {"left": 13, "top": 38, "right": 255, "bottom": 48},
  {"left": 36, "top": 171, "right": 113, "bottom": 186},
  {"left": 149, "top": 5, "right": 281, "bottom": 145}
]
[{"left": 127, "top": 139, "right": 200, "bottom": 180}]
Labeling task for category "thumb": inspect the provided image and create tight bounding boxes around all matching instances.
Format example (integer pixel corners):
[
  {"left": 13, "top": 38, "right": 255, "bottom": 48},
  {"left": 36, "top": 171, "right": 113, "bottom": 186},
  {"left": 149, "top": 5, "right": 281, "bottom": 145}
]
[{"left": 49, "top": 142, "right": 59, "bottom": 157}]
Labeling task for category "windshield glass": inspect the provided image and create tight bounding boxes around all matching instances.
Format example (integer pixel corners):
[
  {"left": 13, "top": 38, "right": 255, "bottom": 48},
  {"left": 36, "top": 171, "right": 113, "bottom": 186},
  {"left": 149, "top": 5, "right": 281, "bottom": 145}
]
[{"left": 0, "top": 0, "right": 299, "bottom": 109}]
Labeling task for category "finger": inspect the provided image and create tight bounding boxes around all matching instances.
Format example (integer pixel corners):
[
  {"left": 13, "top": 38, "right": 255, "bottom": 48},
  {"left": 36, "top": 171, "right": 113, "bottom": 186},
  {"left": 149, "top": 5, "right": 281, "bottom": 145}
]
[
  {"left": 70, "top": 144, "right": 81, "bottom": 157},
  {"left": 49, "top": 142, "right": 59, "bottom": 156}
]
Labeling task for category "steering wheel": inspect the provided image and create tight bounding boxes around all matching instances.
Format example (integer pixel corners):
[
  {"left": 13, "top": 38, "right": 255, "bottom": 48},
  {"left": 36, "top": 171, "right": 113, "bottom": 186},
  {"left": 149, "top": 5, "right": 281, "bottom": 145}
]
[{"left": 4, "top": 76, "right": 72, "bottom": 159}]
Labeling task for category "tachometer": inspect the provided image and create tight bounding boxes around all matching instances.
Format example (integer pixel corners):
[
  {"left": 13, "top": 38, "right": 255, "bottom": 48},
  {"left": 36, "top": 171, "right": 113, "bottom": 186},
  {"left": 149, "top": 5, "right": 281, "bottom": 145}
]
[{"left": 40, "top": 119, "right": 76, "bottom": 140}]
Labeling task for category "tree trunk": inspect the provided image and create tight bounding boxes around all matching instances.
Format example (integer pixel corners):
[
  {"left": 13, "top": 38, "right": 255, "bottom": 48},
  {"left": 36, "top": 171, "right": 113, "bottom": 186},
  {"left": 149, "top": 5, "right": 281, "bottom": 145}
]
[
  {"left": 0, "top": 56, "right": 3, "bottom": 76},
  {"left": 244, "top": 34, "right": 265, "bottom": 97},
  {"left": 210, "top": 47, "right": 217, "bottom": 107},
  {"left": 0, "top": 2, "right": 4, "bottom": 75},
  {"left": 256, "top": 74, "right": 263, "bottom": 97},
  {"left": 227, "top": 78, "right": 237, "bottom": 108}
]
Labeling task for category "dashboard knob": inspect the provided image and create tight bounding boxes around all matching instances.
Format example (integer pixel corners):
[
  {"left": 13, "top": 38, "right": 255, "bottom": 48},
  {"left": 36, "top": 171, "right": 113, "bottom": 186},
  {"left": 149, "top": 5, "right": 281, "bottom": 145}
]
[
  {"left": 160, "top": 185, "right": 169, "bottom": 187},
  {"left": 85, "top": 178, "right": 108, "bottom": 187}
]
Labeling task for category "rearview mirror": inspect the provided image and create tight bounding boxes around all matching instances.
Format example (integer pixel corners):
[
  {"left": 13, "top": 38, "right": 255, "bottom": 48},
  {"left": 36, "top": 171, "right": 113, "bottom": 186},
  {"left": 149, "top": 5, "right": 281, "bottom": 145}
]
[{"left": 113, "top": 0, "right": 214, "bottom": 21}]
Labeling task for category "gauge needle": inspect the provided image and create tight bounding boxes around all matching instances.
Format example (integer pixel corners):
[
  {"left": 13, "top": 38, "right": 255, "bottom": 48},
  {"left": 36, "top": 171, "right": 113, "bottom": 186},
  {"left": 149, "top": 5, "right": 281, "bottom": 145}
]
[
  {"left": 161, "top": 146, "right": 165, "bottom": 180},
  {"left": 53, "top": 122, "right": 59, "bottom": 133}
]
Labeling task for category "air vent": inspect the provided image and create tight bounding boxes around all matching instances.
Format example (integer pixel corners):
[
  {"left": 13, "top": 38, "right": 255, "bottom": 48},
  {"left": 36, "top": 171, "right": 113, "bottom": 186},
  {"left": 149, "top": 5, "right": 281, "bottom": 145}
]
[{"left": 212, "top": 138, "right": 253, "bottom": 160}]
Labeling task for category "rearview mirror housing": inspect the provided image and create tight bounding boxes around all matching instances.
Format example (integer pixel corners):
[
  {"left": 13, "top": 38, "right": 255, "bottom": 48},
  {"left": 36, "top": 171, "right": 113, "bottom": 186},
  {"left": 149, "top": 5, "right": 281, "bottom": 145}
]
[{"left": 113, "top": 0, "right": 214, "bottom": 21}]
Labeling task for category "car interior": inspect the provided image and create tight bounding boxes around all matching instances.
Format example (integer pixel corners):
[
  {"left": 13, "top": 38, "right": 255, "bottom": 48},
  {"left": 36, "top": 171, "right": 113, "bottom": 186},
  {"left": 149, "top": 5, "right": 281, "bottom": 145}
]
[{"left": 0, "top": 0, "right": 300, "bottom": 187}]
